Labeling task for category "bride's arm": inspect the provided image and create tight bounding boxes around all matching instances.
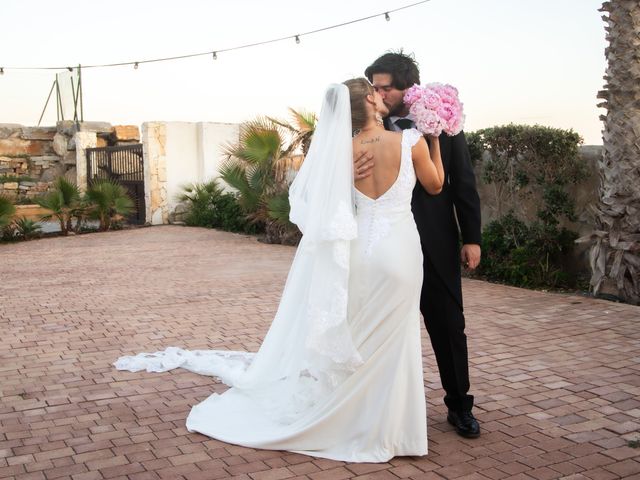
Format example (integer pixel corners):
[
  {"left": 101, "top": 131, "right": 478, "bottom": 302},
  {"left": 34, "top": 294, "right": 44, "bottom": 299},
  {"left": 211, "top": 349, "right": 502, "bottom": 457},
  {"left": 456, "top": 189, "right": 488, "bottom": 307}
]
[{"left": 412, "top": 136, "right": 444, "bottom": 195}]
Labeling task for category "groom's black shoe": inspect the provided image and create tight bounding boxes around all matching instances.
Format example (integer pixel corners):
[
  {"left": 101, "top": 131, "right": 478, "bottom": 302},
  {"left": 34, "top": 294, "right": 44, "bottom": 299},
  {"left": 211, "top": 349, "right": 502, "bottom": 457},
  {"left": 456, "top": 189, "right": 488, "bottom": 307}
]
[{"left": 447, "top": 410, "right": 480, "bottom": 438}]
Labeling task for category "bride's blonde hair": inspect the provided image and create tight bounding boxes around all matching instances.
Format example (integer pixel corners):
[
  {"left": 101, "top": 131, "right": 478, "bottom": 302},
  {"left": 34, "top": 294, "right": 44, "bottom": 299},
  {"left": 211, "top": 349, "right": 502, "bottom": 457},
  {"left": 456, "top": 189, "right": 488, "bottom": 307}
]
[{"left": 343, "top": 78, "right": 374, "bottom": 131}]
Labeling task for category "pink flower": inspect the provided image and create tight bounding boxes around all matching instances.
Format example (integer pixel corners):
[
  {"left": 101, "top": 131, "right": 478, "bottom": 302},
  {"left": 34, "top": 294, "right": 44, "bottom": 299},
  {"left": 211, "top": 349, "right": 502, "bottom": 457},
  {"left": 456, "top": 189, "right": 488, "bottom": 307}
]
[
  {"left": 404, "top": 82, "right": 465, "bottom": 137},
  {"left": 422, "top": 90, "right": 442, "bottom": 110},
  {"left": 411, "top": 103, "right": 444, "bottom": 137},
  {"left": 403, "top": 84, "right": 423, "bottom": 106}
]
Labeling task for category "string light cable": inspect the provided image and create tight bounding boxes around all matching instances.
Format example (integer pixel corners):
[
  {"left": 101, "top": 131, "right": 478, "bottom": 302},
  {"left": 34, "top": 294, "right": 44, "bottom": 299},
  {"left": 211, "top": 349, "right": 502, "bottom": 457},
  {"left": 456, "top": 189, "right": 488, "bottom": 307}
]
[{"left": 0, "top": 0, "right": 430, "bottom": 72}]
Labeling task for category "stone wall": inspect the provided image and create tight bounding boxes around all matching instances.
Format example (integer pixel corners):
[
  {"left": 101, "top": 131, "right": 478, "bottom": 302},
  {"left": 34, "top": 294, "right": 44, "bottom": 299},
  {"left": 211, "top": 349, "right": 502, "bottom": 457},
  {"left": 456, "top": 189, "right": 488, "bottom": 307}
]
[
  {"left": 0, "top": 122, "right": 140, "bottom": 203},
  {"left": 475, "top": 145, "right": 603, "bottom": 275},
  {"left": 476, "top": 145, "right": 602, "bottom": 235}
]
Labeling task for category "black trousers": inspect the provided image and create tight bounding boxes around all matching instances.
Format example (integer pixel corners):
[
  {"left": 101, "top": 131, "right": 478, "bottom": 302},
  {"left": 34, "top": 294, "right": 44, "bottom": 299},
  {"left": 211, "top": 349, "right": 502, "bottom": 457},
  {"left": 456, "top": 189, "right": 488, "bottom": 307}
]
[{"left": 420, "top": 255, "right": 474, "bottom": 412}]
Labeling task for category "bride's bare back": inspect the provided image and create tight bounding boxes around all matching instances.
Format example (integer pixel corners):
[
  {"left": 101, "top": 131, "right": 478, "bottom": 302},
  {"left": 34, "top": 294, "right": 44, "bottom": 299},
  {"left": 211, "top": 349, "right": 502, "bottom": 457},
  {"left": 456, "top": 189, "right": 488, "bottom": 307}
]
[
  {"left": 353, "top": 130, "right": 402, "bottom": 200},
  {"left": 353, "top": 129, "right": 443, "bottom": 199}
]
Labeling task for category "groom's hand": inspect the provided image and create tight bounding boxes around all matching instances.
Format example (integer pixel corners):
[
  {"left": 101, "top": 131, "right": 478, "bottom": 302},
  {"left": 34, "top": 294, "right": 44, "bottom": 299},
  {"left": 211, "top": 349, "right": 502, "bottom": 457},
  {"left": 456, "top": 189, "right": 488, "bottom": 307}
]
[
  {"left": 354, "top": 150, "right": 374, "bottom": 180},
  {"left": 461, "top": 244, "right": 481, "bottom": 270}
]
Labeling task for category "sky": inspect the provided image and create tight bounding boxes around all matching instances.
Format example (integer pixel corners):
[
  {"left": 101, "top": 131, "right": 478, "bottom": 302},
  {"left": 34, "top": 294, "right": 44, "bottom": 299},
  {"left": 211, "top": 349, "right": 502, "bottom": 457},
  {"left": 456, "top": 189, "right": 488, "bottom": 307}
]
[{"left": 1, "top": 0, "right": 607, "bottom": 144}]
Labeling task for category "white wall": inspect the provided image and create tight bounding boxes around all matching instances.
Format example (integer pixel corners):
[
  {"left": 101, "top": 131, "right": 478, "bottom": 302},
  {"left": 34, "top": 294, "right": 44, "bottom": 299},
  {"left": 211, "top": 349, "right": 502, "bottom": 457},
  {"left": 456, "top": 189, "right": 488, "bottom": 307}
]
[
  {"left": 143, "top": 121, "right": 240, "bottom": 223},
  {"left": 198, "top": 122, "right": 239, "bottom": 184}
]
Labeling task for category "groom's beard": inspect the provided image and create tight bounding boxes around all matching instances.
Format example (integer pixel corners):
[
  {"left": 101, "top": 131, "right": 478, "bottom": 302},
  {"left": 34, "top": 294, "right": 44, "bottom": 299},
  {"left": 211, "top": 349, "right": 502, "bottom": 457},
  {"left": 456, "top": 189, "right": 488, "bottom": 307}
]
[{"left": 387, "top": 102, "right": 409, "bottom": 117}]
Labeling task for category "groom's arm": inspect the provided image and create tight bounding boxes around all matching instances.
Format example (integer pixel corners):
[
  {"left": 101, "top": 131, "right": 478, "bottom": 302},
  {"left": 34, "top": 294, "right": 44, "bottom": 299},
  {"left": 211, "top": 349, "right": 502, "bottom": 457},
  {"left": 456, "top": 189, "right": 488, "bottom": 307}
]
[
  {"left": 448, "top": 131, "right": 482, "bottom": 246},
  {"left": 354, "top": 150, "right": 374, "bottom": 180}
]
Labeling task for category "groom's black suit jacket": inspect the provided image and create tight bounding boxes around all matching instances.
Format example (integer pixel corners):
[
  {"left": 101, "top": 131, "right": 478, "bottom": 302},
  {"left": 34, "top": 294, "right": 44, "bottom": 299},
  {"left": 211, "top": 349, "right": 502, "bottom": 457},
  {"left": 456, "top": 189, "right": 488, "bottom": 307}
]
[{"left": 385, "top": 118, "right": 481, "bottom": 308}]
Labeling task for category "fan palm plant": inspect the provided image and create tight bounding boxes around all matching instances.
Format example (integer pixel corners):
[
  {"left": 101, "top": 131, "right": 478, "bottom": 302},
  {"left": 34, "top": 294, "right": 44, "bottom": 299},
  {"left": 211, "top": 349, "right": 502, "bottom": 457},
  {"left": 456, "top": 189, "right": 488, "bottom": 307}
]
[
  {"left": 270, "top": 108, "right": 317, "bottom": 158},
  {"left": 220, "top": 110, "right": 315, "bottom": 243},
  {"left": 13, "top": 217, "right": 42, "bottom": 240},
  {"left": 220, "top": 117, "right": 287, "bottom": 226},
  {"left": 0, "top": 195, "right": 16, "bottom": 230},
  {"left": 86, "top": 180, "right": 134, "bottom": 231},
  {"left": 36, "top": 177, "right": 80, "bottom": 235}
]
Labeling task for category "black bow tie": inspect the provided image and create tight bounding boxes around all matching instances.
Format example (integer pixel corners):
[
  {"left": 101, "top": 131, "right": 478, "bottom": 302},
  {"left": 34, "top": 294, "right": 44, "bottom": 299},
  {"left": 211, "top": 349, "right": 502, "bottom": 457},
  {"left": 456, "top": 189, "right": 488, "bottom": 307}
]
[{"left": 394, "top": 118, "right": 414, "bottom": 130}]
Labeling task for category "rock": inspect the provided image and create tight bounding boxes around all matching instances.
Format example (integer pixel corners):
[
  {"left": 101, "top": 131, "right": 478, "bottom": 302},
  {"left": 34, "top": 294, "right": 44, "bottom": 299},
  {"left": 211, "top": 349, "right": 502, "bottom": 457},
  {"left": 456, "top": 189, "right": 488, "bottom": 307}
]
[
  {"left": 0, "top": 138, "right": 53, "bottom": 156},
  {"left": 96, "top": 137, "right": 108, "bottom": 148},
  {"left": 21, "top": 127, "right": 57, "bottom": 141},
  {"left": 57, "top": 120, "right": 77, "bottom": 136},
  {"left": 4, "top": 182, "right": 18, "bottom": 190},
  {"left": 53, "top": 133, "right": 68, "bottom": 156},
  {"left": 113, "top": 125, "right": 140, "bottom": 142},
  {"left": 63, "top": 151, "right": 76, "bottom": 165},
  {"left": 0, "top": 124, "right": 22, "bottom": 140},
  {"left": 40, "top": 165, "right": 65, "bottom": 183},
  {"left": 173, "top": 202, "right": 189, "bottom": 214},
  {"left": 1, "top": 189, "right": 17, "bottom": 200},
  {"left": 0, "top": 139, "right": 29, "bottom": 156},
  {"left": 79, "top": 122, "right": 113, "bottom": 135},
  {"left": 20, "top": 181, "right": 37, "bottom": 187},
  {"left": 64, "top": 167, "right": 76, "bottom": 183},
  {"left": 31, "top": 155, "right": 60, "bottom": 166}
]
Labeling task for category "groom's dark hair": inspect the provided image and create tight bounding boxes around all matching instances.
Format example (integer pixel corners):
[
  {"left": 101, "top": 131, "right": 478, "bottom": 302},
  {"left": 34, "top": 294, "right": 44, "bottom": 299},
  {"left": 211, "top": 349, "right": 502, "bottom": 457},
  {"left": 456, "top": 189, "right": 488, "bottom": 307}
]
[{"left": 364, "top": 51, "right": 420, "bottom": 90}]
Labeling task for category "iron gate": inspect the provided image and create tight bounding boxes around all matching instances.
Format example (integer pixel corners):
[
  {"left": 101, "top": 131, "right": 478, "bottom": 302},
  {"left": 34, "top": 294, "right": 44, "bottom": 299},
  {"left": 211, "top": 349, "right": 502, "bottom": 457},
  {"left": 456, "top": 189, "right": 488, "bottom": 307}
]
[{"left": 86, "top": 144, "right": 145, "bottom": 224}]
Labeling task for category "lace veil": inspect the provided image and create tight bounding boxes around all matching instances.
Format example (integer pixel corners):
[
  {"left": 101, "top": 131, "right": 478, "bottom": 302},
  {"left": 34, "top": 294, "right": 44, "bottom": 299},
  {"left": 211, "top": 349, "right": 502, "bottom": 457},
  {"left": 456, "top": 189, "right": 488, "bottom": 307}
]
[{"left": 115, "top": 83, "right": 362, "bottom": 424}]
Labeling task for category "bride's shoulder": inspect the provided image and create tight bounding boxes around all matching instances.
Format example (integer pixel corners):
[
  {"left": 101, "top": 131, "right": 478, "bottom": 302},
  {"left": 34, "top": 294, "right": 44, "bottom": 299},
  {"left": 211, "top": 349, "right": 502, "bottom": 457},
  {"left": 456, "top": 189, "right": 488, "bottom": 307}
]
[{"left": 383, "top": 130, "right": 402, "bottom": 140}]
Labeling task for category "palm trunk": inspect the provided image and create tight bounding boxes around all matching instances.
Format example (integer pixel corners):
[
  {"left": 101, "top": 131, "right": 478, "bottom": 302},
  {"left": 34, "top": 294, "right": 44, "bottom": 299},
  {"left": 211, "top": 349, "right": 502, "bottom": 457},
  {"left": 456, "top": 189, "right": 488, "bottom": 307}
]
[{"left": 589, "top": 1, "right": 640, "bottom": 304}]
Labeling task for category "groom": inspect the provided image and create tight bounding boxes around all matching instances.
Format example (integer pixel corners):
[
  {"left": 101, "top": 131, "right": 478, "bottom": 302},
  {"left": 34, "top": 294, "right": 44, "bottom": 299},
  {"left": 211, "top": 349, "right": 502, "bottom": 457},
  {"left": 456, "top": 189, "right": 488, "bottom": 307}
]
[{"left": 362, "top": 52, "right": 482, "bottom": 438}]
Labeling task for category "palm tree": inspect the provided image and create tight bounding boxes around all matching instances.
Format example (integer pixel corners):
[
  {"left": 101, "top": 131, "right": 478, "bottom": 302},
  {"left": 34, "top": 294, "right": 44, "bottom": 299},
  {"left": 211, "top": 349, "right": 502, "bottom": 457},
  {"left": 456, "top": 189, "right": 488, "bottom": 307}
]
[
  {"left": 86, "top": 180, "right": 134, "bottom": 231},
  {"left": 0, "top": 195, "right": 16, "bottom": 231},
  {"left": 583, "top": 1, "right": 640, "bottom": 304},
  {"left": 36, "top": 177, "right": 80, "bottom": 235}
]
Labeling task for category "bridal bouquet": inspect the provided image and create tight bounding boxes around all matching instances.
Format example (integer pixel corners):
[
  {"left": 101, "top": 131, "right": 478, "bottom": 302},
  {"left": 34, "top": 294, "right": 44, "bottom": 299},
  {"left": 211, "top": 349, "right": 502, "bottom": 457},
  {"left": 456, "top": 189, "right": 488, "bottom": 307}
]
[{"left": 403, "top": 83, "right": 465, "bottom": 137}]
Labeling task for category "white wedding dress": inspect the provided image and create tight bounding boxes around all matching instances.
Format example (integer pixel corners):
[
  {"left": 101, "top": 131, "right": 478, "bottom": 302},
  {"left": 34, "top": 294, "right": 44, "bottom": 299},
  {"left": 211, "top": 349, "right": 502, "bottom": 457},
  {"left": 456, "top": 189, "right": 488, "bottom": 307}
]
[{"left": 115, "top": 85, "right": 427, "bottom": 463}]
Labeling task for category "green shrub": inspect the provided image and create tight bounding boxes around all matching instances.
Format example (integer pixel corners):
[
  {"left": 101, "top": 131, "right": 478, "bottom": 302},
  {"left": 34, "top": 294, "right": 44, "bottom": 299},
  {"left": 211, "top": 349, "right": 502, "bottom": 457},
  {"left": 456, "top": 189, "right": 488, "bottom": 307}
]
[
  {"left": 479, "top": 213, "right": 578, "bottom": 288},
  {"left": 469, "top": 125, "right": 586, "bottom": 289},
  {"left": 179, "top": 180, "right": 259, "bottom": 234}
]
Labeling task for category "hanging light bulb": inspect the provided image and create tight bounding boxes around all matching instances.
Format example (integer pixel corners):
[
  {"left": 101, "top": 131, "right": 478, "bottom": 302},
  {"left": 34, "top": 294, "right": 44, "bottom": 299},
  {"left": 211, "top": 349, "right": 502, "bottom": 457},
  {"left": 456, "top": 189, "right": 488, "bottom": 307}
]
[
  {"left": 212, "top": 51, "right": 217, "bottom": 60},
  {"left": 134, "top": 62, "right": 139, "bottom": 70},
  {"left": 295, "top": 35, "right": 300, "bottom": 44},
  {"left": 385, "top": 12, "right": 390, "bottom": 21}
]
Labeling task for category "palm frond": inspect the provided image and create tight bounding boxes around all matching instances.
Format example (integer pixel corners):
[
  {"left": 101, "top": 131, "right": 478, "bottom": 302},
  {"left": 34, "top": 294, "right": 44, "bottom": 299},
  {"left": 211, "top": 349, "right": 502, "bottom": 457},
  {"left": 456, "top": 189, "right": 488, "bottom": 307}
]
[
  {"left": 219, "top": 161, "right": 261, "bottom": 212},
  {"left": 0, "top": 196, "right": 16, "bottom": 229},
  {"left": 288, "top": 108, "right": 317, "bottom": 133},
  {"left": 54, "top": 177, "right": 80, "bottom": 206},
  {"left": 178, "top": 180, "right": 225, "bottom": 204},
  {"left": 267, "top": 191, "right": 292, "bottom": 226}
]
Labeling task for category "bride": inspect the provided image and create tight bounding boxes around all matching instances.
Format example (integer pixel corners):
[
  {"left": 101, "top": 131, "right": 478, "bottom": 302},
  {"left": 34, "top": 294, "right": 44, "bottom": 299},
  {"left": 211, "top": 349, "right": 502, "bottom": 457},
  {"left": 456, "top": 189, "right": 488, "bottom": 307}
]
[{"left": 115, "top": 78, "right": 444, "bottom": 463}]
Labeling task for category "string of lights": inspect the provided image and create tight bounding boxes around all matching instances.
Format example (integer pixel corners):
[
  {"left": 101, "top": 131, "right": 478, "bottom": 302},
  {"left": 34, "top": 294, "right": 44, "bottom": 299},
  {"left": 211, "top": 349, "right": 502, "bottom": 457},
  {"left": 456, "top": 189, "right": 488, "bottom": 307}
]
[{"left": 0, "top": 0, "right": 431, "bottom": 73}]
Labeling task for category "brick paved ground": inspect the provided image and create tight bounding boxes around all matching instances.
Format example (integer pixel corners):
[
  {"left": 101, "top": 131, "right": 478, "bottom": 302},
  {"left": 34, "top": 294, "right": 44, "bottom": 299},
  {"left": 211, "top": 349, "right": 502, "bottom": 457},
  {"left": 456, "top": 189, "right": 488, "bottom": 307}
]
[{"left": 1, "top": 225, "right": 639, "bottom": 480}]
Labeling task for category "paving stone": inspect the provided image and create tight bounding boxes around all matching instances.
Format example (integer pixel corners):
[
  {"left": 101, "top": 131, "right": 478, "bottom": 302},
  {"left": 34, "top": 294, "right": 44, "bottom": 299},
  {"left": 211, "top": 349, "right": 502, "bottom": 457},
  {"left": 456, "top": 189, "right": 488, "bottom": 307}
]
[{"left": 1, "top": 226, "right": 638, "bottom": 480}]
